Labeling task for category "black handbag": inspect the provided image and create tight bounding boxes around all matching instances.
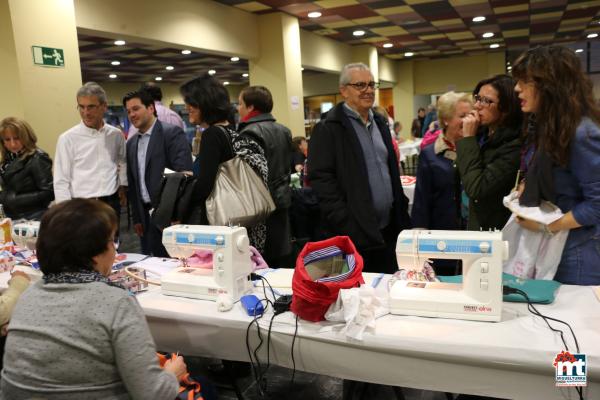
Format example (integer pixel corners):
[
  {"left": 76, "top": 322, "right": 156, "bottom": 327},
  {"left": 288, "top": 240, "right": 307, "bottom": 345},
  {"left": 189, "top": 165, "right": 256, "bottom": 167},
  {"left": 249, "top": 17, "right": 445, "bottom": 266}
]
[{"left": 151, "top": 172, "right": 197, "bottom": 230}]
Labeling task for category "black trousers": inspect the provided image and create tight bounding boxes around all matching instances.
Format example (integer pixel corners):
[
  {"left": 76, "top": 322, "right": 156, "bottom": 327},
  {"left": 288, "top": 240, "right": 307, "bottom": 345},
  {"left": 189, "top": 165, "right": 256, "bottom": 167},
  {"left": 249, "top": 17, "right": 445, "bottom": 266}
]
[
  {"left": 94, "top": 191, "right": 121, "bottom": 238},
  {"left": 359, "top": 223, "right": 398, "bottom": 274},
  {"left": 140, "top": 203, "right": 169, "bottom": 257}
]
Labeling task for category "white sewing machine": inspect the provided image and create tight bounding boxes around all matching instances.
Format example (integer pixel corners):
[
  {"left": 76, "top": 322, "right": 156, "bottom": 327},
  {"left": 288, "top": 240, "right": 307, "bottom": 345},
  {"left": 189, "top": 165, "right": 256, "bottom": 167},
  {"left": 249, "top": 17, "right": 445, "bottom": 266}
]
[
  {"left": 160, "top": 224, "right": 253, "bottom": 301},
  {"left": 389, "top": 230, "right": 508, "bottom": 322}
]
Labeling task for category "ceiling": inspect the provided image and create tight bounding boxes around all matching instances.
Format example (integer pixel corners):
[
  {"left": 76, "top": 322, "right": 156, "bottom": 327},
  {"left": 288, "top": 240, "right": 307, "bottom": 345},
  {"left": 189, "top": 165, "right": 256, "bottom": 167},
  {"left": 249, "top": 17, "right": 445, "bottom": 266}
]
[
  {"left": 78, "top": 33, "right": 250, "bottom": 84},
  {"left": 214, "top": 0, "right": 600, "bottom": 59}
]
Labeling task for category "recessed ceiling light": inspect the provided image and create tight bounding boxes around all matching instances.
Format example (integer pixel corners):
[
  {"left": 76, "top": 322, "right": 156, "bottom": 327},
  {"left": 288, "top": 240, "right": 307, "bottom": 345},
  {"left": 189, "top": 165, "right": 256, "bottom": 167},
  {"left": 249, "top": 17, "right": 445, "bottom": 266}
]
[
  {"left": 165, "top": 66, "right": 174, "bottom": 70},
  {"left": 230, "top": 57, "right": 239, "bottom": 62},
  {"left": 472, "top": 16, "right": 486, "bottom": 22},
  {"left": 404, "top": 52, "right": 414, "bottom": 57},
  {"left": 181, "top": 49, "right": 191, "bottom": 55},
  {"left": 587, "top": 33, "right": 598, "bottom": 38},
  {"left": 383, "top": 43, "right": 393, "bottom": 48},
  {"left": 109, "top": 74, "right": 117, "bottom": 79},
  {"left": 208, "top": 69, "right": 216, "bottom": 75},
  {"left": 482, "top": 32, "right": 494, "bottom": 38},
  {"left": 353, "top": 30, "right": 365, "bottom": 37},
  {"left": 507, "top": 66, "right": 512, "bottom": 71},
  {"left": 575, "top": 48, "right": 584, "bottom": 53},
  {"left": 110, "top": 61, "right": 120, "bottom": 66},
  {"left": 242, "top": 73, "right": 249, "bottom": 77},
  {"left": 308, "top": 11, "right": 322, "bottom": 19},
  {"left": 490, "top": 43, "right": 500, "bottom": 49},
  {"left": 223, "top": 81, "right": 230, "bottom": 86},
  {"left": 155, "top": 77, "right": 162, "bottom": 81},
  {"left": 114, "top": 40, "right": 126, "bottom": 46}
]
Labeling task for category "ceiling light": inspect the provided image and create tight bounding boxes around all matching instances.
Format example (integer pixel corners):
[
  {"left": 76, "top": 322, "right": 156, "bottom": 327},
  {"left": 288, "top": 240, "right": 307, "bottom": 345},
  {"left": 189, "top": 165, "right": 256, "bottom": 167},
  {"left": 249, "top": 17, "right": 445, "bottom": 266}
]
[
  {"left": 383, "top": 43, "right": 393, "bottom": 48},
  {"left": 482, "top": 32, "right": 494, "bottom": 38},
  {"left": 404, "top": 52, "right": 414, "bottom": 57},
  {"left": 114, "top": 40, "right": 126, "bottom": 46},
  {"left": 223, "top": 81, "right": 230, "bottom": 86},
  {"left": 110, "top": 61, "right": 120, "bottom": 66},
  {"left": 165, "top": 66, "right": 174, "bottom": 70},
  {"left": 587, "top": 33, "right": 598, "bottom": 38},
  {"left": 155, "top": 77, "right": 162, "bottom": 81},
  {"left": 489, "top": 43, "right": 500, "bottom": 49},
  {"left": 181, "top": 49, "right": 191, "bottom": 55},
  {"left": 308, "top": 11, "right": 322, "bottom": 19},
  {"left": 230, "top": 57, "right": 239, "bottom": 62},
  {"left": 109, "top": 74, "right": 117, "bottom": 79},
  {"left": 242, "top": 73, "right": 249, "bottom": 77},
  {"left": 208, "top": 69, "right": 216, "bottom": 75},
  {"left": 575, "top": 48, "right": 584, "bottom": 53},
  {"left": 472, "top": 16, "right": 486, "bottom": 22},
  {"left": 507, "top": 66, "right": 513, "bottom": 71},
  {"left": 353, "top": 30, "right": 365, "bottom": 37}
]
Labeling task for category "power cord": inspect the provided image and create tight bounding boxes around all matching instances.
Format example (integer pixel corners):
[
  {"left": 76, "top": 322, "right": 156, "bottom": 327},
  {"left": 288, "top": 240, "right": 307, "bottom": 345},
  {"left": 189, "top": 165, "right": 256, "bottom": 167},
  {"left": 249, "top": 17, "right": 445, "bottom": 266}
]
[{"left": 503, "top": 286, "right": 584, "bottom": 400}]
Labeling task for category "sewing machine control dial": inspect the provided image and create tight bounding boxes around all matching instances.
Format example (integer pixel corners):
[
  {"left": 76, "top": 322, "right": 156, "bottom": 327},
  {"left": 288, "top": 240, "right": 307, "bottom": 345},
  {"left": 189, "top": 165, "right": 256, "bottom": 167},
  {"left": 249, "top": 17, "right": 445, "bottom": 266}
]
[
  {"left": 236, "top": 235, "right": 249, "bottom": 253},
  {"left": 479, "top": 242, "right": 490, "bottom": 253},
  {"left": 436, "top": 241, "right": 447, "bottom": 251},
  {"left": 215, "top": 235, "right": 225, "bottom": 246}
]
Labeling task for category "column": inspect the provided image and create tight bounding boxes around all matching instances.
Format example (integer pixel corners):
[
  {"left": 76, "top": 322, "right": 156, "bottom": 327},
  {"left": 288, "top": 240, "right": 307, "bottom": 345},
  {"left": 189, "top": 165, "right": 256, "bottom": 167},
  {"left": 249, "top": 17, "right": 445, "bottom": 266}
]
[
  {"left": 1, "top": 0, "right": 82, "bottom": 157},
  {"left": 393, "top": 60, "right": 415, "bottom": 140},
  {"left": 249, "top": 13, "right": 304, "bottom": 137}
]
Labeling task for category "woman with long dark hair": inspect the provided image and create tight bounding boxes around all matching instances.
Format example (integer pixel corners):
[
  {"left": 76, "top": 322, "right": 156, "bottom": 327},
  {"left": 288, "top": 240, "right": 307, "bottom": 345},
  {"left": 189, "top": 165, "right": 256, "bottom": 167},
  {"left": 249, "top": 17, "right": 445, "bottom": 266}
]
[
  {"left": 457, "top": 75, "right": 523, "bottom": 230},
  {"left": 512, "top": 45, "right": 600, "bottom": 285}
]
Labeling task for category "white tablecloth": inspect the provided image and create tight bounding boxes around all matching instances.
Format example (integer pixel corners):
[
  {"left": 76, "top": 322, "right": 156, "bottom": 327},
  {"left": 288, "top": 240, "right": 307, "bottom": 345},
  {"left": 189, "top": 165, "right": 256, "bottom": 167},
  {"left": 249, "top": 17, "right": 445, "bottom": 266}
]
[
  {"left": 136, "top": 275, "right": 599, "bottom": 400},
  {"left": 398, "top": 139, "right": 422, "bottom": 159}
]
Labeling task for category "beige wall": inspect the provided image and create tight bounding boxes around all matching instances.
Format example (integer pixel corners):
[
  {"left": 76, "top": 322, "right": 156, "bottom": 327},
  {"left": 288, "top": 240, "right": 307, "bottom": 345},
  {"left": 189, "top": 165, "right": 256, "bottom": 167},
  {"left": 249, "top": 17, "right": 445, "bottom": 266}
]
[
  {"left": 300, "top": 30, "right": 352, "bottom": 73},
  {"left": 303, "top": 72, "right": 340, "bottom": 97},
  {"left": 6, "top": 0, "right": 82, "bottom": 158},
  {"left": 378, "top": 56, "right": 397, "bottom": 83},
  {"left": 413, "top": 52, "right": 506, "bottom": 94},
  {"left": 393, "top": 61, "right": 415, "bottom": 140},
  {"left": 74, "top": 0, "right": 259, "bottom": 59},
  {"left": 0, "top": 0, "right": 24, "bottom": 119}
]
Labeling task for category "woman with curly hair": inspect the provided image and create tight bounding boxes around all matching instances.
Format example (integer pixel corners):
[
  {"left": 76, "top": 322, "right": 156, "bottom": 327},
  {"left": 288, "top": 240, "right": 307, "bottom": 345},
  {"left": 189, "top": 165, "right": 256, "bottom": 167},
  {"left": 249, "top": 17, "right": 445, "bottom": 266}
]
[{"left": 512, "top": 45, "right": 600, "bottom": 285}]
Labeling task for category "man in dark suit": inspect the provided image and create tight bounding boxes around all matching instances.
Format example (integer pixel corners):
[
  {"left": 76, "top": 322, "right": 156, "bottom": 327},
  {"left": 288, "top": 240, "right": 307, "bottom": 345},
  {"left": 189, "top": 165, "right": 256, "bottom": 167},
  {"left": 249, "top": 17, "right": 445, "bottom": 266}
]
[
  {"left": 123, "top": 90, "right": 193, "bottom": 256},
  {"left": 308, "top": 63, "right": 411, "bottom": 273}
]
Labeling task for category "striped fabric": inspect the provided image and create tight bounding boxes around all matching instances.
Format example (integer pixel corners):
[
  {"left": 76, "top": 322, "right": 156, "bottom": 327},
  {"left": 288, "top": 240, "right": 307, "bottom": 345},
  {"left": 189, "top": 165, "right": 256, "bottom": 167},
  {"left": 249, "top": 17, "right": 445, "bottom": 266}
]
[{"left": 303, "top": 245, "right": 356, "bottom": 283}]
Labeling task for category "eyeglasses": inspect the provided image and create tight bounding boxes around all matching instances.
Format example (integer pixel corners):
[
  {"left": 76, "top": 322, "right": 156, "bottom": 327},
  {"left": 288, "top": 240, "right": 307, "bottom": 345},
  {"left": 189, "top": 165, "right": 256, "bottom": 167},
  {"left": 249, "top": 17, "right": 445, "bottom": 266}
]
[
  {"left": 473, "top": 94, "right": 496, "bottom": 106},
  {"left": 345, "top": 81, "right": 380, "bottom": 91},
  {"left": 77, "top": 104, "right": 101, "bottom": 112}
]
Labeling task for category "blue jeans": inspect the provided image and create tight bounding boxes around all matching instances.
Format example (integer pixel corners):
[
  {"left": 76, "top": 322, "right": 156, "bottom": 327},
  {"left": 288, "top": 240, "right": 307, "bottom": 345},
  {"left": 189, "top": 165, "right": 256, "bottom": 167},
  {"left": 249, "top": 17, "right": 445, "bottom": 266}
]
[{"left": 554, "top": 236, "right": 600, "bottom": 285}]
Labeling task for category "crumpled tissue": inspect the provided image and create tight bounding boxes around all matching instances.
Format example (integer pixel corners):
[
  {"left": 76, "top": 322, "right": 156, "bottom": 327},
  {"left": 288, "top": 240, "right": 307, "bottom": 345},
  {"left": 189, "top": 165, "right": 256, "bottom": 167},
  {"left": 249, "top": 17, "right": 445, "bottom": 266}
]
[{"left": 324, "top": 286, "right": 388, "bottom": 340}]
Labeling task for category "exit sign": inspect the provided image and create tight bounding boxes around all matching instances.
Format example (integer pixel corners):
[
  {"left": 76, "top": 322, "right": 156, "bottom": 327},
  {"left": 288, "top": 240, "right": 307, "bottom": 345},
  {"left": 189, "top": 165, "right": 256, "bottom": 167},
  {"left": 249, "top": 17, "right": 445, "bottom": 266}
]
[{"left": 32, "top": 46, "right": 64, "bottom": 67}]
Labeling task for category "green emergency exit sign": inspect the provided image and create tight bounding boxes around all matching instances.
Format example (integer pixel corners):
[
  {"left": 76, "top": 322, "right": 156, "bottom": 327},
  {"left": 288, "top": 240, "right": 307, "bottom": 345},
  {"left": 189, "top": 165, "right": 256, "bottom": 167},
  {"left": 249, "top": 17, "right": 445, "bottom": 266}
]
[{"left": 32, "top": 46, "right": 65, "bottom": 67}]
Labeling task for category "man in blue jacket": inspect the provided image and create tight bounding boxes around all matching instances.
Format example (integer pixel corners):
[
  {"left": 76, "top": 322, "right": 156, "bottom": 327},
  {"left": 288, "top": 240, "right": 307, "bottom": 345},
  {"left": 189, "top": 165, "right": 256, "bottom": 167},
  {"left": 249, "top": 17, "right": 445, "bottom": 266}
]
[
  {"left": 124, "top": 90, "right": 193, "bottom": 256},
  {"left": 308, "top": 63, "right": 411, "bottom": 273}
]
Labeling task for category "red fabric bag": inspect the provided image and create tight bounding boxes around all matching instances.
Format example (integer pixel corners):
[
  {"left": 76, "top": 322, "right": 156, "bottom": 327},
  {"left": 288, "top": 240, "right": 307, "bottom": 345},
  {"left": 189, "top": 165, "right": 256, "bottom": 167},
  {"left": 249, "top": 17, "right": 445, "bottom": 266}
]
[{"left": 291, "top": 236, "right": 364, "bottom": 322}]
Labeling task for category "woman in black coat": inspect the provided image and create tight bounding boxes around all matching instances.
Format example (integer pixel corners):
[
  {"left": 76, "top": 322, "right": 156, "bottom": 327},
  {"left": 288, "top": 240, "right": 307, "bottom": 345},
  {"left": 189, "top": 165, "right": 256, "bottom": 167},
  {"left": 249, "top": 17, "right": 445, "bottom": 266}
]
[{"left": 0, "top": 117, "right": 53, "bottom": 220}]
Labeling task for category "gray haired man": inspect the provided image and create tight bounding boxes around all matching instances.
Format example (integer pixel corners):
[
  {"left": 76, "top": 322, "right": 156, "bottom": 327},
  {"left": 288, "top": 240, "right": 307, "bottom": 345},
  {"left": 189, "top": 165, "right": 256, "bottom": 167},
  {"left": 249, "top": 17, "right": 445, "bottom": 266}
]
[
  {"left": 307, "top": 63, "right": 411, "bottom": 273},
  {"left": 54, "top": 82, "right": 127, "bottom": 224}
]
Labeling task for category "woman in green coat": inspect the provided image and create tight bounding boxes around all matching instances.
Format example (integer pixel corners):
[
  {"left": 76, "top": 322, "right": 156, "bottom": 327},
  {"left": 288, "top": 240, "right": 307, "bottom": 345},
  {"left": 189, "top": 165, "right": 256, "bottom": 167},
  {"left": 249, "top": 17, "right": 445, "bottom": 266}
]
[{"left": 457, "top": 74, "right": 523, "bottom": 230}]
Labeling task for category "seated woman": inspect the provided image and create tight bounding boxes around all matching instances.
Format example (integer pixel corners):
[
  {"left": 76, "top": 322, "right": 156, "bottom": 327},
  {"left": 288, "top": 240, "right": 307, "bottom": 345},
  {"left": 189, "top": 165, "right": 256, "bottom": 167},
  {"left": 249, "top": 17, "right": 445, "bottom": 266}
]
[
  {"left": 458, "top": 75, "right": 523, "bottom": 230},
  {"left": 411, "top": 91, "right": 473, "bottom": 275},
  {"left": 1, "top": 199, "right": 185, "bottom": 399},
  {"left": 513, "top": 45, "right": 600, "bottom": 285},
  {"left": 180, "top": 74, "right": 269, "bottom": 253},
  {"left": 0, "top": 117, "right": 53, "bottom": 220}
]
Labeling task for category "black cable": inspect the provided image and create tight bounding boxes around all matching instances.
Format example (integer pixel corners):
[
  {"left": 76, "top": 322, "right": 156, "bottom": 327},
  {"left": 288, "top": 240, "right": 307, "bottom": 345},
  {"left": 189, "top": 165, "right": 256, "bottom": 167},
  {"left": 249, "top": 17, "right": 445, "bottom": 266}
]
[
  {"left": 504, "top": 286, "right": 584, "bottom": 400},
  {"left": 290, "top": 313, "right": 299, "bottom": 385},
  {"left": 245, "top": 298, "right": 271, "bottom": 398}
]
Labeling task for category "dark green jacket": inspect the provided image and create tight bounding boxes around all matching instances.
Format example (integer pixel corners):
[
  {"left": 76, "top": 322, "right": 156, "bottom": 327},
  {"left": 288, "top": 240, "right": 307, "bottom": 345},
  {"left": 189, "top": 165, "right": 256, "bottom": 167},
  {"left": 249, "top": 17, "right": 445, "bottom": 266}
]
[{"left": 456, "top": 126, "right": 521, "bottom": 230}]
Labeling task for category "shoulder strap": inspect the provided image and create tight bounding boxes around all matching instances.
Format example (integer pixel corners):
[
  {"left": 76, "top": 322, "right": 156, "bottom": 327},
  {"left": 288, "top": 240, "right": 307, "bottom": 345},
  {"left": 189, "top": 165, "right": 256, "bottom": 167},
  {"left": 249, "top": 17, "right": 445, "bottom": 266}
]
[{"left": 215, "top": 125, "right": 235, "bottom": 156}]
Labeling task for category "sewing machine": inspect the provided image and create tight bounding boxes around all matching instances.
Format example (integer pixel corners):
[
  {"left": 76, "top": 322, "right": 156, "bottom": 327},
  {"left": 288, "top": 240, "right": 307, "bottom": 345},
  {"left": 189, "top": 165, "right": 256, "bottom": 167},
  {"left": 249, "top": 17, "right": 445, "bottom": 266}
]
[
  {"left": 389, "top": 230, "right": 508, "bottom": 322},
  {"left": 160, "top": 224, "right": 253, "bottom": 301}
]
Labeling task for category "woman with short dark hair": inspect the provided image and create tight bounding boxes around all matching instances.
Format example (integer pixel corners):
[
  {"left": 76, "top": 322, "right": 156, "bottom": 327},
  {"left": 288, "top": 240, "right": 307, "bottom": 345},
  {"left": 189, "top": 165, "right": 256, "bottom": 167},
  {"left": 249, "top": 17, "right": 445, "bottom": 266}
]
[
  {"left": 0, "top": 117, "right": 53, "bottom": 220},
  {"left": 1, "top": 199, "right": 185, "bottom": 399},
  {"left": 512, "top": 45, "right": 600, "bottom": 285},
  {"left": 180, "top": 75, "right": 269, "bottom": 252},
  {"left": 457, "top": 74, "right": 523, "bottom": 230}
]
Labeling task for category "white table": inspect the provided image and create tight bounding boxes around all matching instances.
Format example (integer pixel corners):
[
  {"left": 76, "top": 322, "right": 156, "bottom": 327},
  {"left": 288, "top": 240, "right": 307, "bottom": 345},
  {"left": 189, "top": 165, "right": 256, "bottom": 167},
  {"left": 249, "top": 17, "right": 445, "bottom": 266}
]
[
  {"left": 398, "top": 139, "right": 422, "bottom": 159},
  {"left": 136, "top": 276, "right": 600, "bottom": 400}
]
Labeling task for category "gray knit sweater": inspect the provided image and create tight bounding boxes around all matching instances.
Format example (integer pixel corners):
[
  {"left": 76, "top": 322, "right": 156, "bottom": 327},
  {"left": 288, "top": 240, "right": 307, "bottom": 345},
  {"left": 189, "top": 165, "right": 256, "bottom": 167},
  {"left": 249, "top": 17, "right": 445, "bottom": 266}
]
[{"left": 1, "top": 280, "right": 178, "bottom": 399}]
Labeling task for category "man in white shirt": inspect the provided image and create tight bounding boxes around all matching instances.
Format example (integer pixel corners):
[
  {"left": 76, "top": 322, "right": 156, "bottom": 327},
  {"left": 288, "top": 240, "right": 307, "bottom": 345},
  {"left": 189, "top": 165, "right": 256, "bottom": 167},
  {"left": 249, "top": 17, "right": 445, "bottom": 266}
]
[{"left": 53, "top": 82, "right": 127, "bottom": 225}]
